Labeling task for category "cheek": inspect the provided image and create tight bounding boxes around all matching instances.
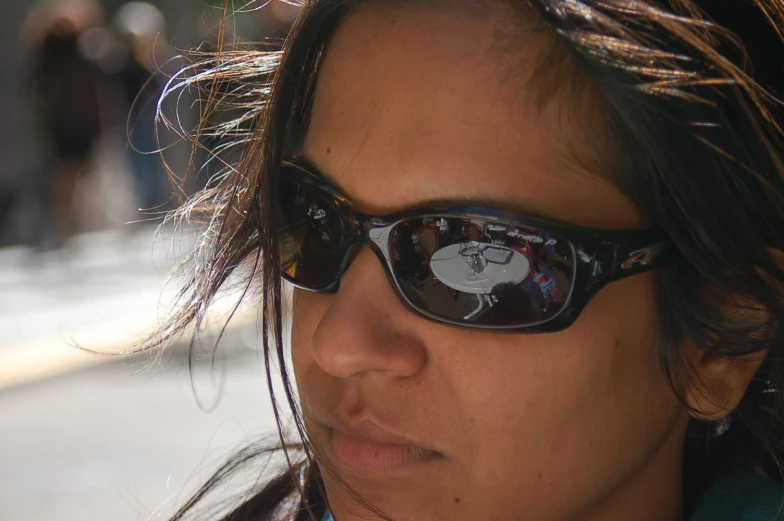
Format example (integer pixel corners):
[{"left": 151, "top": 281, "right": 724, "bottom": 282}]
[
  {"left": 290, "top": 289, "right": 328, "bottom": 399},
  {"left": 287, "top": 272, "right": 686, "bottom": 518},
  {"left": 443, "top": 274, "right": 681, "bottom": 506}
]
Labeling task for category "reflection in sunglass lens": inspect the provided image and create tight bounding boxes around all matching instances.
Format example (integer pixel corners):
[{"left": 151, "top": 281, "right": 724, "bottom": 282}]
[
  {"left": 390, "top": 217, "right": 575, "bottom": 327},
  {"left": 277, "top": 173, "right": 577, "bottom": 328},
  {"left": 277, "top": 177, "right": 343, "bottom": 288}
]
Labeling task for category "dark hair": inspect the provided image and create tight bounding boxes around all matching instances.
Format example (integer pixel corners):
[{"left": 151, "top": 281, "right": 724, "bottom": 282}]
[{"left": 139, "top": 1, "right": 784, "bottom": 520}]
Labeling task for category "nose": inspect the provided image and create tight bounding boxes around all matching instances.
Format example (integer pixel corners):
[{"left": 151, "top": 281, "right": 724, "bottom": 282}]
[{"left": 307, "top": 247, "right": 428, "bottom": 380}]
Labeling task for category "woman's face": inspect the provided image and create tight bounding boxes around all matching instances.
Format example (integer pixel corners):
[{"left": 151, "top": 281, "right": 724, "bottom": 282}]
[{"left": 291, "top": 5, "right": 691, "bottom": 521}]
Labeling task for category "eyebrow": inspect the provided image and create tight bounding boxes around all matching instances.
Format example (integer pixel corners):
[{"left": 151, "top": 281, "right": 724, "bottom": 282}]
[
  {"left": 297, "top": 153, "right": 343, "bottom": 188},
  {"left": 293, "top": 152, "right": 547, "bottom": 218}
]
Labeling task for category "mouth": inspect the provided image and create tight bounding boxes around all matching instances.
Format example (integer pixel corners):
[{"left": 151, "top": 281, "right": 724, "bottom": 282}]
[{"left": 323, "top": 417, "right": 442, "bottom": 476}]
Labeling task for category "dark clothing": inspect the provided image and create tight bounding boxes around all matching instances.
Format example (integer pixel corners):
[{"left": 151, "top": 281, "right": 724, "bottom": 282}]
[
  {"left": 116, "top": 52, "right": 170, "bottom": 210},
  {"left": 691, "top": 470, "right": 784, "bottom": 520},
  {"left": 53, "top": 134, "right": 94, "bottom": 160},
  {"left": 519, "top": 277, "right": 547, "bottom": 312},
  {"left": 32, "top": 30, "right": 102, "bottom": 160}
]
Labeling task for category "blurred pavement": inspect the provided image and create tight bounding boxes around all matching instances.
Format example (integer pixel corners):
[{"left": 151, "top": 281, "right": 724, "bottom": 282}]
[
  {"left": 1, "top": 226, "right": 175, "bottom": 347},
  {"left": 0, "top": 227, "right": 285, "bottom": 521},
  {"left": 0, "top": 346, "right": 283, "bottom": 521},
  {"left": 0, "top": 225, "right": 257, "bottom": 388}
]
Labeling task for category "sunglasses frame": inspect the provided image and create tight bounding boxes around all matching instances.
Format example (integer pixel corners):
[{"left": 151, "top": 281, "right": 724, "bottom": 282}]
[{"left": 276, "top": 160, "right": 675, "bottom": 333}]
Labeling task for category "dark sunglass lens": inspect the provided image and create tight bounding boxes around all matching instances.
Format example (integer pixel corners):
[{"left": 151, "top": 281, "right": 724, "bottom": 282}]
[
  {"left": 277, "top": 177, "right": 343, "bottom": 287},
  {"left": 390, "top": 217, "right": 575, "bottom": 327}
]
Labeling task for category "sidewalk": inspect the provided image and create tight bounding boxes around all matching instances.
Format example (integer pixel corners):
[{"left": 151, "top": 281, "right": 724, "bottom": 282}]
[
  {"left": 0, "top": 326, "right": 285, "bottom": 521},
  {"left": 0, "top": 225, "right": 258, "bottom": 390},
  {"left": 0, "top": 226, "right": 285, "bottom": 521}
]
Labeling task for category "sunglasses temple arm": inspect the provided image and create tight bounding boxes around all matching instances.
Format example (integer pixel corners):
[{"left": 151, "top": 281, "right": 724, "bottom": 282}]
[{"left": 609, "top": 232, "right": 674, "bottom": 282}]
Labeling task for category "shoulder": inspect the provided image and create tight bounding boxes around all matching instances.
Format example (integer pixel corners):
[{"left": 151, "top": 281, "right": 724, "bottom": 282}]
[{"left": 690, "top": 470, "right": 784, "bottom": 521}]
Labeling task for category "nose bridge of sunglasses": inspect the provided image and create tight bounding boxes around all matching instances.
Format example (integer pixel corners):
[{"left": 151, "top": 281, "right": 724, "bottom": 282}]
[
  {"left": 334, "top": 220, "right": 393, "bottom": 270},
  {"left": 328, "top": 214, "right": 391, "bottom": 261},
  {"left": 366, "top": 222, "right": 391, "bottom": 248}
]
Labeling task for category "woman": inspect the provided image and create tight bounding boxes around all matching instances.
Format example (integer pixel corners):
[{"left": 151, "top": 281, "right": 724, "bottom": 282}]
[{"left": 150, "top": 1, "right": 784, "bottom": 520}]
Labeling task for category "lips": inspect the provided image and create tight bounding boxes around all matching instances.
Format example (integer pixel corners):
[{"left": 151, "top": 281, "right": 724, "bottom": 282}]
[{"left": 323, "top": 416, "right": 442, "bottom": 476}]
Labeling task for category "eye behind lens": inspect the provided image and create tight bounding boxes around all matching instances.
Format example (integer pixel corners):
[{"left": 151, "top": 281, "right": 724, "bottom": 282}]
[
  {"left": 277, "top": 177, "right": 343, "bottom": 288},
  {"left": 390, "top": 217, "right": 575, "bottom": 328}
]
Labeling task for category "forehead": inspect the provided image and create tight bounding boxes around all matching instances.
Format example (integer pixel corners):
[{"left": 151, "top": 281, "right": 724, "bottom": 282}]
[{"left": 302, "top": 4, "right": 644, "bottom": 229}]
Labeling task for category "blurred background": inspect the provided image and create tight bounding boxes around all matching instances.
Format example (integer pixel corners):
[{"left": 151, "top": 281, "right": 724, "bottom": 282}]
[{"left": 0, "top": 1, "right": 299, "bottom": 520}]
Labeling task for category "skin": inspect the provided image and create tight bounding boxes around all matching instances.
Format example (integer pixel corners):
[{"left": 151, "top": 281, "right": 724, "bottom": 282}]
[{"left": 288, "top": 4, "right": 756, "bottom": 521}]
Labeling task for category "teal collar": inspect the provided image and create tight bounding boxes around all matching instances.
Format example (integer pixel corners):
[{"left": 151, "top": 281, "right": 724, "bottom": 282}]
[{"left": 690, "top": 470, "right": 784, "bottom": 520}]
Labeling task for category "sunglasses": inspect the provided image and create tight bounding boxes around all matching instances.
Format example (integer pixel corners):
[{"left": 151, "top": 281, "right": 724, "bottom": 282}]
[{"left": 275, "top": 160, "right": 674, "bottom": 333}]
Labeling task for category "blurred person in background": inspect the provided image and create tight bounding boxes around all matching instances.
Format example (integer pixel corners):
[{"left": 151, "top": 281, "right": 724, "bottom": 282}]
[
  {"left": 114, "top": 1, "right": 172, "bottom": 219},
  {"left": 0, "top": 171, "right": 19, "bottom": 247},
  {"left": 25, "top": 0, "right": 106, "bottom": 248}
]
